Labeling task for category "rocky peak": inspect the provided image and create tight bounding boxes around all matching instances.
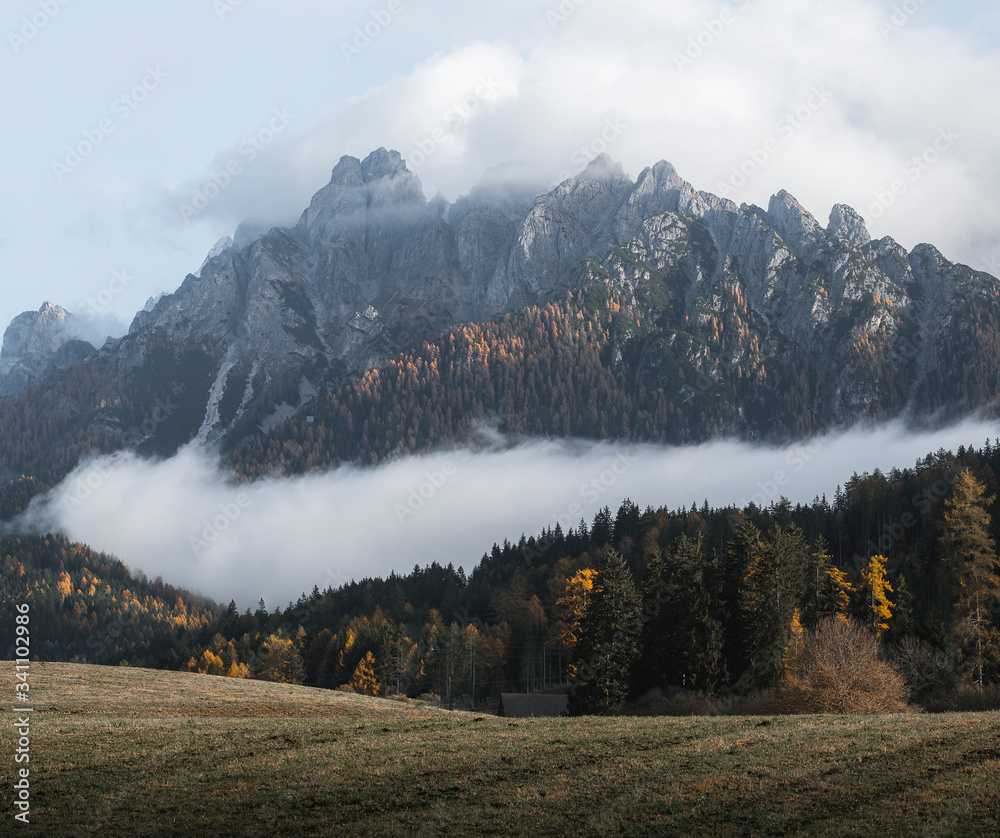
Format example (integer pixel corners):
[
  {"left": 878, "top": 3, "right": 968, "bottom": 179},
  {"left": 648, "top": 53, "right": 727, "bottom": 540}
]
[
  {"left": 0, "top": 302, "right": 96, "bottom": 397},
  {"left": 766, "top": 190, "right": 826, "bottom": 261},
  {"left": 360, "top": 147, "right": 408, "bottom": 182},
  {"left": 579, "top": 153, "right": 626, "bottom": 184},
  {"left": 827, "top": 204, "right": 871, "bottom": 249}
]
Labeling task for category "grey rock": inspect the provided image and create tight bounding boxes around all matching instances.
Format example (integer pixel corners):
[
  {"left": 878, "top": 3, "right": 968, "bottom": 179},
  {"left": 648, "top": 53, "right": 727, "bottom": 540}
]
[{"left": 0, "top": 302, "right": 97, "bottom": 397}]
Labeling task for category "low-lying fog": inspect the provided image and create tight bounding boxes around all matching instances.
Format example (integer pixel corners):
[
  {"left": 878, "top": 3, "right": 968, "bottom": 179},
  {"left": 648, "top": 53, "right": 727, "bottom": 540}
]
[{"left": 8, "top": 419, "right": 999, "bottom": 610}]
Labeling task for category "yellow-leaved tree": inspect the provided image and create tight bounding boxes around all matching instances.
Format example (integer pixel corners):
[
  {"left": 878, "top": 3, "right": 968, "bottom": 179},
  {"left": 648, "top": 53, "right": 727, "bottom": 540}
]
[
  {"left": 552, "top": 568, "right": 596, "bottom": 677},
  {"left": 257, "top": 629, "right": 305, "bottom": 684},
  {"left": 782, "top": 609, "right": 804, "bottom": 674},
  {"left": 349, "top": 651, "right": 380, "bottom": 696},
  {"left": 861, "top": 555, "right": 894, "bottom": 635}
]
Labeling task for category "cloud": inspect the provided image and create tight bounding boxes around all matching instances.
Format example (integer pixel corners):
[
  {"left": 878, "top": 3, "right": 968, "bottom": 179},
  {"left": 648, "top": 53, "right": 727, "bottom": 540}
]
[
  {"left": 149, "top": 0, "right": 1000, "bottom": 272},
  {"left": 8, "top": 418, "right": 999, "bottom": 610}
]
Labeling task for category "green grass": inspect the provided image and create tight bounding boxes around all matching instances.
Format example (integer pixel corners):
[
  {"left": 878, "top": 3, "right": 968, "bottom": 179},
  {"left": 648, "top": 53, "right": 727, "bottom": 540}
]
[{"left": 2, "top": 663, "right": 999, "bottom": 836}]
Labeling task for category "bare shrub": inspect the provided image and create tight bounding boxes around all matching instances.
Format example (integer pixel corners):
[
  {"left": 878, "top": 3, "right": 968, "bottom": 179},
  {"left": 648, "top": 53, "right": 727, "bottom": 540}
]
[
  {"left": 889, "top": 636, "right": 959, "bottom": 704},
  {"left": 727, "top": 689, "right": 782, "bottom": 716},
  {"left": 923, "top": 683, "right": 1000, "bottom": 713},
  {"left": 777, "top": 618, "right": 911, "bottom": 714},
  {"left": 624, "top": 687, "right": 721, "bottom": 716}
]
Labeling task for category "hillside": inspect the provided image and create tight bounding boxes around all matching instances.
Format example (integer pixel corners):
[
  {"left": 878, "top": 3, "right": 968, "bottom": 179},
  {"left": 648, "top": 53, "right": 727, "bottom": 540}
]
[
  {"left": 0, "top": 535, "right": 218, "bottom": 665},
  {"left": 2, "top": 662, "right": 998, "bottom": 837}
]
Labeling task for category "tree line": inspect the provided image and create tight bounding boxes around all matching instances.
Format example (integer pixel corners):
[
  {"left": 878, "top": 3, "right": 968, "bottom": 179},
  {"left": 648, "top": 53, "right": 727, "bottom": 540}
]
[{"left": 4, "top": 439, "right": 1000, "bottom": 713}]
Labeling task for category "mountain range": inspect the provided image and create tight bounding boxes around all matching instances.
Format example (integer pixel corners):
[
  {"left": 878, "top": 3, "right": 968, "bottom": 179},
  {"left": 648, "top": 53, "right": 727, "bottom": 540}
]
[{"left": 2, "top": 148, "right": 998, "bottom": 493}]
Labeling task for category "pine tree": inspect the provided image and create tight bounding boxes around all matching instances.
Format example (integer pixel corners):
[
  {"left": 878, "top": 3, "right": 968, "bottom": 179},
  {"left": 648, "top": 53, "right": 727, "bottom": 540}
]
[
  {"left": 639, "top": 535, "right": 723, "bottom": 693},
  {"left": 741, "top": 525, "right": 810, "bottom": 689},
  {"left": 938, "top": 469, "right": 1000, "bottom": 685},
  {"left": 568, "top": 547, "right": 641, "bottom": 714}
]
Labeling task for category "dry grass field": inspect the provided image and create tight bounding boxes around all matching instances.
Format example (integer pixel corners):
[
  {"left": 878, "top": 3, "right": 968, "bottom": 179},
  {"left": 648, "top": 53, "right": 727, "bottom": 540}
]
[{"left": 2, "top": 662, "right": 999, "bottom": 836}]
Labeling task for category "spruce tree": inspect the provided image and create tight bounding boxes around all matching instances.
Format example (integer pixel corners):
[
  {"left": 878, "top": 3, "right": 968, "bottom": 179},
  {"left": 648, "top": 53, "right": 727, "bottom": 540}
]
[
  {"left": 639, "top": 535, "right": 722, "bottom": 694},
  {"left": 938, "top": 470, "right": 1000, "bottom": 685},
  {"left": 569, "top": 547, "right": 641, "bottom": 714},
  {"left": 741, "top": 525, "right": 810, "bottom": 689}
]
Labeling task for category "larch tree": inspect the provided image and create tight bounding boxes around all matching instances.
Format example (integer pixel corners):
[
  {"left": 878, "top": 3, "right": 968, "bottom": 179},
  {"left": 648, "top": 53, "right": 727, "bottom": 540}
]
[
  {"left": 860, "top": 555, "right": 894, "bottom": 636},
  {"left": 349, "top": 651, "right": 381, "bottom": 696},
  {"left": 938, "top": 469, "right": 1000, "bottom": 685},
  {"left": 257, "top": 629, "right": 306, "bottom": 684},
  {"left": 553, "top": 568, "right": 596, "bottom": 677}
]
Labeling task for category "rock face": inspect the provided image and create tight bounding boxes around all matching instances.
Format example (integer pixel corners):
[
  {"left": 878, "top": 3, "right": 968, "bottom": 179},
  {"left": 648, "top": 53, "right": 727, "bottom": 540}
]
[
  {"left": 4, "top": 148, "right": 999, "bottom": 450},
  {"left": 0, "top": 303, "right": 97, "bottom": 397}
]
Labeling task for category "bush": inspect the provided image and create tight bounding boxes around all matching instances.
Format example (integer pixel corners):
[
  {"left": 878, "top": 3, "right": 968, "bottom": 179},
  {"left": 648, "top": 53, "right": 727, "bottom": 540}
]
[
  {"left": 889, "top": 637, "right": 959, "bottom": 704},
  {"left": 922, "top": 683, "right": 1000, "bottom": 713},
  {"left": 777, "top": 618, "right": 911, "bottom": 714},
  {"left": 623, "top": 687, "right": 721, "bottom": 716}
]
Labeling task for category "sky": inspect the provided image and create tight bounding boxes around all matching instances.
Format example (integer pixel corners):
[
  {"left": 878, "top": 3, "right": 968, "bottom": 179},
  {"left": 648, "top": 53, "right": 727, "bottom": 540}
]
[
  {"left": 9, "top": 419, "right": 999, "bottom": 609},
  {"left": 1, "top": 0, "right": 998, "bottom": 339}
]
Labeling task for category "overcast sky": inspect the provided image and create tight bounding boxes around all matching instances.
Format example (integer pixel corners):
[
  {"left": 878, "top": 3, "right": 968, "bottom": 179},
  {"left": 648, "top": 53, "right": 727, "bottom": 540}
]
[{"left": 1, "top": 0, "right": 998, "bottom": 338}]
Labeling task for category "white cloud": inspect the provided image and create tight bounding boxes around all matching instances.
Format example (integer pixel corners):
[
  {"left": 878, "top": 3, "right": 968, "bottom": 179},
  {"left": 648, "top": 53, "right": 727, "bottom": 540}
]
[
  {"left": 3, "top": 0, "right": 998, "bottom": 334},
  {"left": 11, "top": 418, "right": 999, "bottom": 610}
]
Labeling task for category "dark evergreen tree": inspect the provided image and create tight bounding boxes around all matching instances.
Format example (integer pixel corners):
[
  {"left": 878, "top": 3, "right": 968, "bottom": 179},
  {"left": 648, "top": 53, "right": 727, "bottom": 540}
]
[
  {"left": 938, "top": 469, "right": 1000, "bottom": 684},
  {"left": 568, "top": 547, "right": 641, "bottom": 714}
]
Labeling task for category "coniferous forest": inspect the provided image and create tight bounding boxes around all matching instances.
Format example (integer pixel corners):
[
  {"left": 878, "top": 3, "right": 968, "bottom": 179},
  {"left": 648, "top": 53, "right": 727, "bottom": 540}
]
[{"left": 4, "top": 438, "right": 1000, "bottom": 714}]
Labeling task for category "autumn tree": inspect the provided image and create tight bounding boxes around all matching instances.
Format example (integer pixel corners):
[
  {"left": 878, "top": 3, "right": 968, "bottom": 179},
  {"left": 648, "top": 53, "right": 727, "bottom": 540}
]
[
  {"left": 803, "top": 539, "right": 852, "bottom": 627},
  {"left": 569, "top": 548, "right": 641, "bottom": 715},
  {"left": 860, "top": 555, "right": 894, "bottom": 636},
  {"left": 777, "top": 617, "right": 910, "bottom": 714},
  {"left": 349, "top": 651, "right": 380, "bottom": 696},
  {"left": 938, "top": 469, "right": 1000, "bottom": 685},
  {"left": 552, "top": 568, "right": 596, "bottom": 676},
  {"left": 257, "top": 629, "right": 306, "bottom": 684}
]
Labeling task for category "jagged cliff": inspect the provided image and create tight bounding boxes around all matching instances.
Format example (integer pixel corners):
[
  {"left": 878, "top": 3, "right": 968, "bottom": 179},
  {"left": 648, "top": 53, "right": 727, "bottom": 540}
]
[{"left": 1, "top": 149, "right": 998, "bottom": 484}]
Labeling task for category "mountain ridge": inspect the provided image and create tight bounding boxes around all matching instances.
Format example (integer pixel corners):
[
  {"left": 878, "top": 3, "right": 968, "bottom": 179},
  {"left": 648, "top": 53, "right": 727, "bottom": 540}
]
[{"left": 1, "top": 149, "right": 998, "bottom": 489}]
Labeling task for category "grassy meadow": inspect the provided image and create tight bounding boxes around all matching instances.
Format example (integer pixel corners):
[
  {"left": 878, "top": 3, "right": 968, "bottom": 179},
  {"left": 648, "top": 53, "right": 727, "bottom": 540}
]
[{"left": 1, "top": 662, "right": 998, "bottom": 836}]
